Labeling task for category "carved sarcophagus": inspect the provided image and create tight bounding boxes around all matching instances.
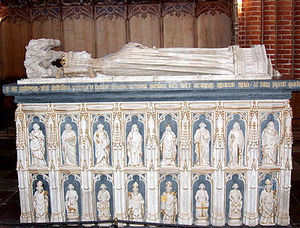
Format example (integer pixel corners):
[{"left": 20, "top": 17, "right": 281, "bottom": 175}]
[{"left": 3, "top": 39, "right": 300, "bottom": 226}]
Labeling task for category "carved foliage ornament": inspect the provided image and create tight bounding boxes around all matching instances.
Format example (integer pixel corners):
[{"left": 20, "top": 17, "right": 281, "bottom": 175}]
[
  {"left": 196, "top": 1, "right": 231, "bottom": 17},
  {"left": 62, "top": 6, "right": 93, "bottom": 20},
  {"left": 0, "top": 7, "right": 30, "bottom": 22},
  {"left": 0, "top": 1, "right": 232, "bottom": 22},
  {"left": 31, "top": 7, "right": 60, "bottom": 21},
  {"left": 94, "top": 5, "right": 126, "bottom": 20},
  {"left": 128, "top": 4, "right": 160, "bottom": 19},
  {"left": 162, "top": 2, "right": 194, "bottom": 17}
]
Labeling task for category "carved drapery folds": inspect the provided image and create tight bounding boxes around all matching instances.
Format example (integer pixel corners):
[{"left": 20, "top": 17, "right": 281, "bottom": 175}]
[
  {"left": 15, "top": 100, "right": 292, "bottom": 226},
  {"left": 0, "top": 1, "right": 234, "bottom": 81}
]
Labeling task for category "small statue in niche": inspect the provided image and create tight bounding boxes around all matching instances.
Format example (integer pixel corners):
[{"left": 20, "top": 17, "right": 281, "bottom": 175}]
[
  {"left": 228, "top": 183, "right": 243, "bottom": 226},
  {"left": 161, "top": 181, "right": 177, "bottom": 224},
  {"left": 128, "top": 182, "right": 145, "bottom": 221},
  {"left": 29, "top": 123, "right": 46, "bottom": 167},
  {"left": 94, "top": 124, "right": 110, "bottom": 167},
  {"left": 62, "top": 123, "right": 77, "bottom": 166},
  {"left": 194, "top": 122, "right": 210, "bottom": 166},
  {"left": 160, "top": 125, "right": 177, "bottom": 166},
  {"left": 33, "top": 181, "right": 49, "bottom": 222},
  {"left": 259, "top": 179, "right": 277, "bottom": 225},
  {"left": 228, "top": 122, "right": 244, "bottom": 166},
  {"left": 262, "top": 121, "right": 279, "bottom": 165},
  {"left": 65, "top": 184, "right": 79, "bottom": 221},
  {"left": 195, "top": 183, "right": 209, "bottom": 225},
  {"left": 97, "top": 184, "right": 111, "bottom": 220},
  {"left": 127, "top": 124, "right": 143, "bottom": 166}
]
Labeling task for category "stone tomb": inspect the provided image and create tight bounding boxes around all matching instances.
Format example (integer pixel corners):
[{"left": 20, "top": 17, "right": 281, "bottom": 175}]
[
  {"left": 4, "top": 81, "right": 300, "bottom": 226},
  {"left": 3, "top": 40, "right": 300, "bottom": 226}
]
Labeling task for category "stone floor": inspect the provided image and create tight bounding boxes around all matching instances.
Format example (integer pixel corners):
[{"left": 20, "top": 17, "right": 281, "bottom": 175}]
[{"left": 0, "top": 126, "right": 300, "bottom": 227}]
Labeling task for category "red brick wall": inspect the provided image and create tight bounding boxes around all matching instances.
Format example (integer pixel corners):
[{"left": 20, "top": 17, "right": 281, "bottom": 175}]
[
  {"left": 238, "top": 0, "right": 298, "bottom": 78},
  {"left": 295, "top": 0, "right": 300, "bottom": 78}
]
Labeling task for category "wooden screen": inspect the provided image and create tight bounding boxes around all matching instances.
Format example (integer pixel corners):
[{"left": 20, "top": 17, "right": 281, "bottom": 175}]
[{"left": 0, "top": 1, "right": 233, "bottom": 81}]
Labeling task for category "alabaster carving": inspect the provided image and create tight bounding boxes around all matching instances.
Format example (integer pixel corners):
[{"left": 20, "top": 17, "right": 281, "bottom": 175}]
[
  {"left": 94, "top": 124, "right": 110, "bottom": 167},
  {"left": 127, "top": 124, "right": 143, "bottom": 166},
  {"left": 259, "top": 179, "right": 278, "bottom": 225},
  {"left": 24, "top": 39, "right": 62, "bottom": 78},
  {"left": 160, "top": 125, "right": 177, "bottom": 166},
  {"left": 161, "top": 181, "right": 177, "bottom": 224},
  {"left": 195, "top": 184, "right": 209, "bottom": 226},
  {"left": 23, "top": 39, "right": 280, "bottom": 81},
  {"left": 65, "top": 184, "right": 79, "bottom": 221},
  {"left": 63, "top": 43, "right": 235, "bottom": 77},
  {"left": 128, "top": 182, "right": 145, "bottom": 221},
  {"left": 6, "top": 34, "right": 297, "bottom": 227},
  {"left": 194, "top": 122, "right": 210, "bottom": 166},
  {"left": 29, "top": 123, "right": 46, "bottom": 167},
  {"left": 62, "top": 124, "right": 77, "bottom": 166},
  {"left": 262, "top": 122, "right": 279, "bottom": 166},
  {"left": 13, "top": 100, "right": 292, "bottom": 226},
  {"left": 97, "top": 184, "right": 111, "bottom": 220},
  {"left": 228, "top": 122, "right": 244, "bottom": 166},
  {"left": 228, "top": 183, "right": 242, "bottom": 226},
  {"left": 33, "top": 181, "right": 49, "bottom": 223}
]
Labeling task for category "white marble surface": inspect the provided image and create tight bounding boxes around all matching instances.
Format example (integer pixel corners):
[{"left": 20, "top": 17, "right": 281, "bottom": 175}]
[
  {"left": 22, "top": 39, "right": 280, "bottom": 83},
  {"left": 15, "top": 100, "right": 292, "bottom": 226}
]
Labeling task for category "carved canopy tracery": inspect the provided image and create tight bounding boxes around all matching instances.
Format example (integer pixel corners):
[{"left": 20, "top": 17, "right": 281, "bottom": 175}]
[{"left": 0, "top": 0, "right": 232, "bottom": 22}]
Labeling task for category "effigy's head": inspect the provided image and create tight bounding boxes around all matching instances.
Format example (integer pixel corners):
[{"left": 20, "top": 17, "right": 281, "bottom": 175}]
[
  {"left": 25, "top": 39, "right": 63, "bottom": 79},
  {"left": 27, "top": 38, "right": 61, "bottom": 51}
]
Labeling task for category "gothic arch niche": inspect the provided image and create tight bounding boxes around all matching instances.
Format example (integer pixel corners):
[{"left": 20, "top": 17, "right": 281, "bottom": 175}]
[
  {"left": 260, "top": 113, "right": 281, "bottom": 166},
  {"left": 226, "top": 113, "right": 247, "bottom": 167},
  {"left": 31, "top": 174, "right": 51, "bottom": 222},
  {"left": 62, "top": 174, "right": 82, "bottom": 221},
  {"left": 258, "top": 172, "right": 279, "bottom": 225},
  {"left": 159, "top": 174, "right": 179, "bottom": 224},
  {"left": 92, "top": 115, "right": 112, "bottom": 167},
  {"left": 158, "top": 113, "right": 179, "bottom": 167},
  {"left": 27, "top": 115, "right": 48, "bottom": 167},
  {"left": 192, "top": 173, "right": 212, "bottom": 225},
  {"left": 58, "top": 115, "right": 80, "bottom": 166},
  {"left": 225, "top": 173, "right": 245, "bottom": 226},
  {"left": 125, "top": 114, "right": 146, "bottom": 167},
  {"left": 94, "top": 173, "right": 114, "bottom": 221},
  {"left": 126, "top": 174, "right": 146, "bottom": 221},
  {"left": 192, "top": 113, "right": 213, "bottom": 167}
]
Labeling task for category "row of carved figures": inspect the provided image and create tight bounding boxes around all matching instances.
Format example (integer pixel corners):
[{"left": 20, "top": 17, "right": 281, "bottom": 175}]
[
  {"left": 29, "top": 120, "right": 280, "bottom": 167},
  {"left": 33, "top": 178, "right": 277, "bottom": 226}
]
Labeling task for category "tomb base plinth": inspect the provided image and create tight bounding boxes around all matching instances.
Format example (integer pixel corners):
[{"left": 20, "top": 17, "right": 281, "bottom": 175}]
[{"left": 3, "top": 79, "right": 300, "bottom": 226}]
